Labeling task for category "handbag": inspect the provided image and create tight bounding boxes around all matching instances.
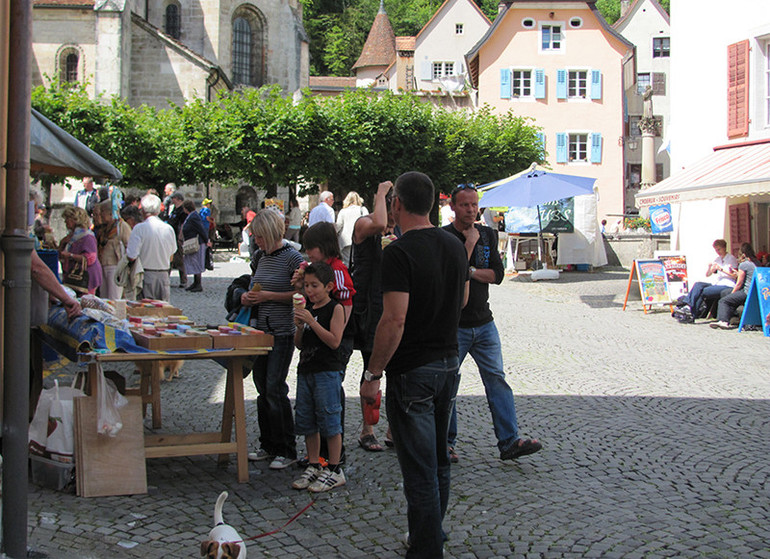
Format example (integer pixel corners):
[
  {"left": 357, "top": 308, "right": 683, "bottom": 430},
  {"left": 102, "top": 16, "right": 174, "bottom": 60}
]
[
  {"left": 63, "top": 254, "right": 89, "bottom": 292},
  {"left": 182, "top": 236, "right": 199, "bottom": 255}
]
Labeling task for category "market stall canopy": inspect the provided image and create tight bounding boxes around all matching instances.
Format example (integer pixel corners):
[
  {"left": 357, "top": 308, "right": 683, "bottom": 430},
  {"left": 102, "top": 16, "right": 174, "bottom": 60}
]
[
  {"left": 635, "top": 139, "right": 770, "bottom": 208},
  {"left": 29, "top": 109, "right": 123, "bottom": 181},
  {"left": 478, "top": 164, "right": 596, "bottom": 209}
]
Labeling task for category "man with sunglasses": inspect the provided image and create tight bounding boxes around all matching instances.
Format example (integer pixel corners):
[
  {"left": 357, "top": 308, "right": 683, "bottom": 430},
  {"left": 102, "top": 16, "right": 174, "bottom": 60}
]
[{"left": 444, "top": 184, "right": 541, "bottom": 463}]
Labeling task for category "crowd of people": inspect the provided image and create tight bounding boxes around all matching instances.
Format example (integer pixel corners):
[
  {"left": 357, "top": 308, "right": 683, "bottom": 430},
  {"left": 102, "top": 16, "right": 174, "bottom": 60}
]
[{"left": 33, "top": 174, "right": 545, "bottom": 558}]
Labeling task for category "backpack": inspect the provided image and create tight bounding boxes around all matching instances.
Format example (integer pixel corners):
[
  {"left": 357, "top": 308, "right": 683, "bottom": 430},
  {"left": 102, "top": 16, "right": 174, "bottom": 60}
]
[{"left": 225, "top": 274, "right": 251, "bottom": 319}]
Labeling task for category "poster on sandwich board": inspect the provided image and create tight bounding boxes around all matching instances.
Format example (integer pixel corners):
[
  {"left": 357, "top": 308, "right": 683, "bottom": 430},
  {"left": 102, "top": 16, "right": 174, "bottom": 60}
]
[{"left": 654, "top": 251, "right": 689, "bottom": 301}]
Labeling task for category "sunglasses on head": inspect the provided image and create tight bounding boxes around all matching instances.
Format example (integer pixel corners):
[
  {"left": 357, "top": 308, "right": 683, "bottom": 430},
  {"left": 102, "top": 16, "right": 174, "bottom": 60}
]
[{"left": 451, "top": 184, "right": 477, "bottom": 197}]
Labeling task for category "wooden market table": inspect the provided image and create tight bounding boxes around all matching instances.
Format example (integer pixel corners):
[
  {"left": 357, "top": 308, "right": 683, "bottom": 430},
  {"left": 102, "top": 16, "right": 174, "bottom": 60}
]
[{"left": 32, "top": 329, "right": 270, "bottom": 484}]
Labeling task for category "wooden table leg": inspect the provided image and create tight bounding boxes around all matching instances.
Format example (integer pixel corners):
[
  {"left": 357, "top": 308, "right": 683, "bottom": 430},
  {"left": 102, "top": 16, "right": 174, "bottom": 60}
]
[
  {"left": 220, "top": 357, "right": 248, "bottom": 482},
  {"left": 149, "top": 361, "right": 162, "bottom": 429}
]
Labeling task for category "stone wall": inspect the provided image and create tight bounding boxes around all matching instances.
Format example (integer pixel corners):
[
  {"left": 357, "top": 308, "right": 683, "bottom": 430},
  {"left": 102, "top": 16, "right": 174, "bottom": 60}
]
[{"left": 603, "top": 233, "right": 671, "bottom": 268}]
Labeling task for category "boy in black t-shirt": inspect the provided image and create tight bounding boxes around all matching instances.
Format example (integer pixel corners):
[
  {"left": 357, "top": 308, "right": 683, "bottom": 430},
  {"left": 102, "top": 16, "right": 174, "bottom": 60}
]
[{"left": 291, "top": 262, "right": 347, "bottom": 492}]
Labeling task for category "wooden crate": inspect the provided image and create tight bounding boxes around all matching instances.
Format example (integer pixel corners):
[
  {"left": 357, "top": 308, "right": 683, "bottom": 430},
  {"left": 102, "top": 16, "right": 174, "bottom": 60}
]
[
  {"left": 131, "top": 330, "right": 212, "bottom": 351},
  {"left": 209, "top": 332, "right": 274, "bottom": 349}
]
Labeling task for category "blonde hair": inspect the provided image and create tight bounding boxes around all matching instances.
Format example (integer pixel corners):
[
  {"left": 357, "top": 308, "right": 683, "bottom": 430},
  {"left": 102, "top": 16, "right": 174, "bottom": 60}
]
[
  {"left": 62, "top": 205, "right": 91, "bottom": 229},
  {"left": 343, "top": 191, "right": 363, "bottom": 208},
  {"left": 249, "top": 209, "right": 285, "bottom": 248}
]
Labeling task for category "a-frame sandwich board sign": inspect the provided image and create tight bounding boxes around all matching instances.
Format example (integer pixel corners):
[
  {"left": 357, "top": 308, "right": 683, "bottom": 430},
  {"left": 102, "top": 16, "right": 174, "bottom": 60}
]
[{"left": 738, "top": 267, "right": 770, "bottom": 336}]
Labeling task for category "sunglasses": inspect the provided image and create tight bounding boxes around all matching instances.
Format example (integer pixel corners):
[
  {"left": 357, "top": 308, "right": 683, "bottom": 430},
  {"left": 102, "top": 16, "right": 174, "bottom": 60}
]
[{"left": 450, "top": 184, "right": 477, "bottom": 197}]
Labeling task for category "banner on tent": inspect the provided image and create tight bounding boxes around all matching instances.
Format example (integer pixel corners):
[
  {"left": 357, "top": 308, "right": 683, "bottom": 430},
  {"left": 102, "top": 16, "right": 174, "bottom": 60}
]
[
  {"left": 505, "top": 198, "right": 574, "bottom": 234},
  {"left": 738, "top": 267, "right": 770, "bottom": 336}
]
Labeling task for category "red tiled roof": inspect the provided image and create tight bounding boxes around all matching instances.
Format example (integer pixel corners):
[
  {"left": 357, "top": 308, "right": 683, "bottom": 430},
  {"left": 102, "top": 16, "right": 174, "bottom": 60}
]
[
  {"left": 309, "top": 76, "right": 357, "bottom": 88},
  {"left": 33, "top": 0, "right": 95, "bottom": 6},
  {"left": 395, "top": 36, "right": 415, "bottom": 52},
  {"left": 352, "top": 11, "right": 396, "bottom": 70}
]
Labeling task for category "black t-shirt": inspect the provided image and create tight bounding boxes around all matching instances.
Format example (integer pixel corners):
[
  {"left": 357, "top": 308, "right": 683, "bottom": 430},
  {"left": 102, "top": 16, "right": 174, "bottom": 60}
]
[
  {"left": 443, "top": 223, "right": 504, "bottom": 328},
  {"left": 381, "top": 227, "right": 468, "bottom": 376},
  {"left": 297, "top": 299, "right": 344, "bottom": 374}
]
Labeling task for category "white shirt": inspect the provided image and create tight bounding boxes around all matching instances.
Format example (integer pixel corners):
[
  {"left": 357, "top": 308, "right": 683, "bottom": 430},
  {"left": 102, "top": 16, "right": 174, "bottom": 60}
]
[
  {"left": 308, "top": 202, "right": 334, "bottom": 227},
  {"left": 126, "top": 215, "right": 177, "bottom": 270},
  {"left": 712, "top": 254, "right": 739, "bottom": 287},
  {"left": 336, "top": 204, "right": 368, "bottom": 248},
  {"left": 440, "top": 204, "right": 455, "bottom": 226}
]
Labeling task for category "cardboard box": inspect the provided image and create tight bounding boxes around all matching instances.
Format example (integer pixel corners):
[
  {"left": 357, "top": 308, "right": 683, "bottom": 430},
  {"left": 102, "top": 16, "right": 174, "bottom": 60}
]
[
  {"left": 209, "top": 332, "right": 274, "bottom": 349},
  {"left": 131, "top": 330, "right": 212, "bottom": 350}
]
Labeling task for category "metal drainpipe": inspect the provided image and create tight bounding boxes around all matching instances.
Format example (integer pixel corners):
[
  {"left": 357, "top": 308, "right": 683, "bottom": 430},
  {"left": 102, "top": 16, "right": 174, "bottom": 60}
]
[{"left": 2, "top": 0, "right": 32, "bottom": 556}]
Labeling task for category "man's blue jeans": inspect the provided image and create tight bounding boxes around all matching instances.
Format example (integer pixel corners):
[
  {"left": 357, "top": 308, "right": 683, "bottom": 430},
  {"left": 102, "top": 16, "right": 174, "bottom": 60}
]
[
  {"left": 251, "top": 334, "right": 297, "bottom": 459},
  {"left": 448, "top": 321, "right": 519, "bottom": 453},
  {"left": 687, "top": 282, "right": 730, "bottom": 317},
  {"left": 386, "top": 357, "right": 460, "bottom": 559}
]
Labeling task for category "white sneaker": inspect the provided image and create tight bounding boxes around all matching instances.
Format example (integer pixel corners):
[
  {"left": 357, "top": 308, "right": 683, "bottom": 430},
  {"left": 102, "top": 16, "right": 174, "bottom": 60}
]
[
  {"left": 248, "top": 449, "right": 274, "bottom": 462},
  {"left": 308, "top": 468, "right": 346, "bottom": 492},
  {"left": 269, "top": 456, "right": 297, "bottom": 470},
  {"left": 291, "top": 465, "right": 323, "bottom": 490}
]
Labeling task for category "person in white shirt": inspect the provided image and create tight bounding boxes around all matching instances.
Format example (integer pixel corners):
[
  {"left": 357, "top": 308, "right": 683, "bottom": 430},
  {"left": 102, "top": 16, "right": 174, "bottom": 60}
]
[
  {"left": 126, "top": 194, "right": 178, "bottom": 301},
  {"left": 336, "top": 191, "right": 368, "bottom": 266},
  {"left": 678, "top": 239, "right": 739, "bottom": 320},
  {"left": 308, "top": 191, "right": 335, "bottom": 227}
]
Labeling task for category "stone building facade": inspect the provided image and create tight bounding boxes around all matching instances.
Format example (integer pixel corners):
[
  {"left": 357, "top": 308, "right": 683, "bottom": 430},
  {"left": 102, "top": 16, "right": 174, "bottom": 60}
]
[{"left": 31, "top": 0, "right": 310, "bottom": 109}]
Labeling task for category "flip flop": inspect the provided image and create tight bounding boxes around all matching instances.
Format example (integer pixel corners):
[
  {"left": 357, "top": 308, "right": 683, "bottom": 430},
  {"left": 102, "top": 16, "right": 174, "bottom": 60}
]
[
  {"left": 501, "top": 438, "right": 542, "bottom": 461},
  {"left": 358, "top": 434, "right": 384, "bottom": 452}
]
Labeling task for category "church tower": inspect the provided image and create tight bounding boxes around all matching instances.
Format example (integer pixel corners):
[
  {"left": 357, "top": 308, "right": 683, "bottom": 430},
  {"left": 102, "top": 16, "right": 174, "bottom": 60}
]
[{"left": 352, "top": 0, "right": 396, "bottom": 86}]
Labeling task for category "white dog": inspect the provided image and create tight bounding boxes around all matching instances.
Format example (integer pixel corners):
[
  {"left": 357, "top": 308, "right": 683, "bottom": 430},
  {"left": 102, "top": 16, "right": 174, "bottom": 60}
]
[{"left": 200, "top": 491, "right": 247, "bottom": 559}]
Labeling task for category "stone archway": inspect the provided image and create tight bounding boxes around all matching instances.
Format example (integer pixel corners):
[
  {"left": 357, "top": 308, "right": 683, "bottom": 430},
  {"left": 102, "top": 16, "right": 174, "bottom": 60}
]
[{"left": 235, "top": 185, "right": 258, "bottom": 216}]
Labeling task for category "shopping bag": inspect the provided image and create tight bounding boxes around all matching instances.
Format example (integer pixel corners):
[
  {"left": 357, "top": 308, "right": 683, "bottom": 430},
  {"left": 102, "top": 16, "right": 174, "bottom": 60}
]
[
  {"left": 29, "top": 376, "right": 85, "bottom": 463},
  {"left": 182, "top": 236, "right": 199, "bottom": 255},
  {"left": 63, "top": 255, "right": 89, "bottom": 293},
  {"left": 95, "top": 363, "right": 128, "bottom": 437}
]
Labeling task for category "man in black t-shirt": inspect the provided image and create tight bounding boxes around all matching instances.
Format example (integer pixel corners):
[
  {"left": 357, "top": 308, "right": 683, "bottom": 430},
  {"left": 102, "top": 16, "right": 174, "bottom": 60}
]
[
  {"left": 444, "top": 186, "right": 541, "bottom": 463},
  {"left": 361, "top": 171, "right": 468, "bottom": 558}
]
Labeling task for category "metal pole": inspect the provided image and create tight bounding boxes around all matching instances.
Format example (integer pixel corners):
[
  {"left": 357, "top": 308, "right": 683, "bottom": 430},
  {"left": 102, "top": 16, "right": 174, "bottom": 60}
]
[{"left": 2, "top": 0, "right": 32, "bottom": 556}]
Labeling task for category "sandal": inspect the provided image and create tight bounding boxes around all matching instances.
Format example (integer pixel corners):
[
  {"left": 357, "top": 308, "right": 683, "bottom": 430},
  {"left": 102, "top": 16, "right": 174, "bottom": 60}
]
[
  {"left": 384, "top": 437, "right": 394, "bottom": 448},
  {"left": 501, "top": 438, "right": 542, "bottom": 461},
  {"left": 358, "top": 434, "right": 384, "bottom": 452},
  {"left": 448, "top": 446, "right": 459, "bottom": 463}
]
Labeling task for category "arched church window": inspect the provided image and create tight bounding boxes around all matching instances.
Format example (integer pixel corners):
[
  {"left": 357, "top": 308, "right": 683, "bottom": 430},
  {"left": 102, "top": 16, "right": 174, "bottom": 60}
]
[
  {"left": 165, "top": 3, "right": 181, "bottom": 39},
  {"left": 58, "top": 47, "right": 80, "bottom": 84},
  {"left": 231, "top": 6, "right": 265, "bottom": 87}
]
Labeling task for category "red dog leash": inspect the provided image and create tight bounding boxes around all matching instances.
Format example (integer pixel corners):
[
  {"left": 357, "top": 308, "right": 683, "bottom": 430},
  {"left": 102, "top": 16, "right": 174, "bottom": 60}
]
[{"left": 243, "top": 499, "right": 316, "bottom": 541}]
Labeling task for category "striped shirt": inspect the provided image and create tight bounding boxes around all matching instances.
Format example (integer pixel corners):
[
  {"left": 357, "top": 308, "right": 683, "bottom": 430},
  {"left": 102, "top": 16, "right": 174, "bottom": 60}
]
[{"left": 250, "top": 244, "right": 304, "bottom": 336}]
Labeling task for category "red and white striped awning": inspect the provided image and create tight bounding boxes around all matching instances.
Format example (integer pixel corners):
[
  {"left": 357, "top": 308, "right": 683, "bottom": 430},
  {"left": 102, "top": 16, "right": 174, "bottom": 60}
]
[{"left": 635, "top": 138, "right": 770, "bottom": 207}]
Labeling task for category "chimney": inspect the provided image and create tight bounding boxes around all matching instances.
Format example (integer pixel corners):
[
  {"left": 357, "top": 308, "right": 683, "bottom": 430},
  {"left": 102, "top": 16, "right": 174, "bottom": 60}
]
[
  {"left": 498, "top": 1, "right": 510, "bottom": 16},
  {"left": 620, "top": 0, "right": 631, "bottom": 17}
]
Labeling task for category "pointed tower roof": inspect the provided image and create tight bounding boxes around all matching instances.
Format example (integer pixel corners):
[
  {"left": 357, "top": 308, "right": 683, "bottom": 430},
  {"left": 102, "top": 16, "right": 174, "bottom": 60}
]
[{"left": 352, "top": 0, "right": 396, "bottom": 70}]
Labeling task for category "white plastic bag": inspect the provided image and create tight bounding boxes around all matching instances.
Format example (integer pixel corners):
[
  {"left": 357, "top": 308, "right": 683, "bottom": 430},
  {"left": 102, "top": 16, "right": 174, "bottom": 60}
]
[
  {"left": 29, "top": 376, "right": 85, "bottom": 463},
  {"left": 95, "top": 364, "right": 128, "bottom": 437}
]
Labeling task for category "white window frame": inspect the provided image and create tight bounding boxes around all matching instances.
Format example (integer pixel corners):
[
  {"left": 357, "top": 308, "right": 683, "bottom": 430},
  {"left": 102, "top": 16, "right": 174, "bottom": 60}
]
[
  {"left": 652, "top": 37, "right": 670, "bottom": 58},
  {"left": 567, "top": 68, "right": 589, "bottom": 100},
  {"left": 539, "top": 22, "right": 564, "bottom": 53},
  {"left": 522, "top": 18, "right": 535, "bottom": 29},
  {"left": 432, "top": 61, "right": 454, "bottom": 81},
  {"left": 764, "top": 40, "right": 770, "bottom": 127},
  {"left": 511, "top": 68, "right": 534, "bottom": 99},
  {"left": 455, "top": 23, "right": 464, "bottom": 35},
  {"left": 567, "top": 131, "right": 590, "bottom": 164},
  {"left": 569, "top": 17, "right": 583, "bottom": 29},
  {"left": 637, "top": 72, "right": 651, "bottom": 95}
]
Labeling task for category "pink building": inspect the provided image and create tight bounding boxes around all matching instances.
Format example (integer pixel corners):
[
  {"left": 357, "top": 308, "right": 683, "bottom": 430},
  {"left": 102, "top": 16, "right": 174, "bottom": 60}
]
[{"left": 466, "top": 0, "right": 635, "bottom": 221}]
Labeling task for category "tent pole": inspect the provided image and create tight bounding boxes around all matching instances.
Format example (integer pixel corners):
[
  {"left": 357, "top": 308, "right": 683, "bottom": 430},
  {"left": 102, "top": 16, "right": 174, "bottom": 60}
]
[{"left": 536, "top": 205, "right": 544, "bottom": 266}]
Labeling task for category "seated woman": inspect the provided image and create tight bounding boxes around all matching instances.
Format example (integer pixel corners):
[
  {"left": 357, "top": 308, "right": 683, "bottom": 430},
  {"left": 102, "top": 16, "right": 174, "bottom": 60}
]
[
  {"left": 711, "top": 243, "right": 760, "bottom": 330},
  {"left": 677, "top": 239, "right": 738, "bottom": 320}
]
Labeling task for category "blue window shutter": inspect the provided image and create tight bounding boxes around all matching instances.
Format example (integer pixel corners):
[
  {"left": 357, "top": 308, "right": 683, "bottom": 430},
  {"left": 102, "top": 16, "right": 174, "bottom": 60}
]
[
  {"left": 421, "top": 60, "right": 432, "bottom": 80},
  {"left": 534, "top": 69, "right": 546, "bottom": 99},
  {"left": 500, "top": 68, "right": 512, "bottom": 99},
  {"left": 556, "top": 133, "right": 567, "bottom": 163},
  {"left": 591, "top": 133, "right": 603, "bottom": 163},
  {"left": 536, "top": 132, "right": 546, "bottom": 154},
  {"left": 556, "top": 69, "right": 567, "bottom": 99},
  {"left": 591, "top": 70, "right": 602, "bottom": 100}
]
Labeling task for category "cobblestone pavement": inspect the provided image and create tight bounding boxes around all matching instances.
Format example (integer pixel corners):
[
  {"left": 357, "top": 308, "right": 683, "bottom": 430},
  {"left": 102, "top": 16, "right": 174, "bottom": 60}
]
[{"left": 25, "top": 258, "right": 770, "bottom": 558}]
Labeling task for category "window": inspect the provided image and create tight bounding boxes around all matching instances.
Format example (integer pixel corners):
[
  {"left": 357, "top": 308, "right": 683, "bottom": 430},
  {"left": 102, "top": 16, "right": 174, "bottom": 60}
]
[
  {"left": 58, "top": 47, "right": 80, "bottom": 84},
  {"left": 637, "top": 72, "right": 651, "bottom": 95},
  {"left": 569, "top": 133, "right": 588, "bottom": 162},
  {"left": 455, "top": 23, "right": 464, "bottom": 35},
  {"left": 541, "top": 24, "right": 562, "bottom": 51},
  {"left": 652, "top": 37, "right": 670, "bottom": 58},
  {"left": 569, "top": 18, "right": 582, "bottom": 29},
  {"left": 568, "top": 70, "right": 587, "bottom": 99},
  {"left": 165, "top": 3, "right": 181, "bottom": 39},
  {"left": 522, "top": 18, "right": 535, "bottom": 29},
  {"left": 432, "top": 62, "right": 454, "bottom": 80},
  {"left": 512, "top": 70, "right": 532, "bottom": 97},
  {"left": 231, "top": 7, "right": 265, "bottom": 87},
  {"left": 765, "top": 41, "right": 770, "bottom": 126}
]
